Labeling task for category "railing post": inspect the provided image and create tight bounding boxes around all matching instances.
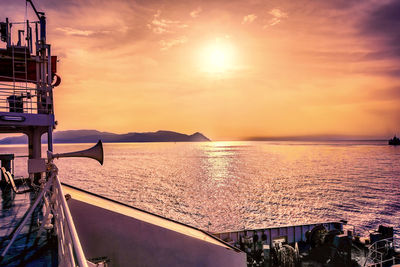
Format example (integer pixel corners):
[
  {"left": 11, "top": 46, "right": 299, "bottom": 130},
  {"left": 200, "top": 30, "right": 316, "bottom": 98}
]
[{"left": 51, "top": 163, "right": 88, "bottom": 267}]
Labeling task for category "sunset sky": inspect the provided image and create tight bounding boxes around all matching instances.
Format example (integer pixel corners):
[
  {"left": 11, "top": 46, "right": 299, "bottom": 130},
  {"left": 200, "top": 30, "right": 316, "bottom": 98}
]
[{"left": 1, "top": 0, "right": 399, "bottom": 140}]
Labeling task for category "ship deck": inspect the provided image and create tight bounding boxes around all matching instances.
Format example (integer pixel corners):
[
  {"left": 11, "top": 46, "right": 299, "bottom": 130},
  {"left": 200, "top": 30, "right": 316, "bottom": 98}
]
[
  {"left": 62, "top": 183, "right": 246, "bottom": 267},
  {"left": 0, "top": 180, "right": 57, "bottom": 266}
]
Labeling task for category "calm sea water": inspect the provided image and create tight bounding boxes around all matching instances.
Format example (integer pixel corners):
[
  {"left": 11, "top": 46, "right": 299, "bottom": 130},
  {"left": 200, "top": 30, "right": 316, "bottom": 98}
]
[{"left": 1, "top": 141, "right": 399, "bottom": 237}]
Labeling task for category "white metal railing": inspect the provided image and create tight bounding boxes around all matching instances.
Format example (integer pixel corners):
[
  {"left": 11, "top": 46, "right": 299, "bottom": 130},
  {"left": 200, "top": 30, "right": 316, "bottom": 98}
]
[
  {"left": 48, "top": 163, "right": 89, "bottom": 267},
  {"left": 0, "top": 83, "right": 43, "bottom": 114},
  {"left": 0, "top": 163, "right": 89, "bottom": 266},
  {"left": 364, "top": 237, "right": 400, "bottom": 267}
]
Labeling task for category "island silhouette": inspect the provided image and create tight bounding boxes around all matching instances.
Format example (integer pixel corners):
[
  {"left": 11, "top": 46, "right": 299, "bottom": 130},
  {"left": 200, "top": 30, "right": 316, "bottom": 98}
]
[{"left": 0, "top": 130, "right": 210, "bottom": 144}]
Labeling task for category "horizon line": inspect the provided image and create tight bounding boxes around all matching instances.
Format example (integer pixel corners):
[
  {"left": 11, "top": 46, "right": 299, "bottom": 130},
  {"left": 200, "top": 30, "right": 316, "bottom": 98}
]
[{"left": 0, "top": 129, "right": 396, "bottom": 142}]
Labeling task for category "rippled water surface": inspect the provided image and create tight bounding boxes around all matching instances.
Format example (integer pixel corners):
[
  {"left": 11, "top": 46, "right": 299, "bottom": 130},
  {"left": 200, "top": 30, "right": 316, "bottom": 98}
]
[{"left": 2, "top": 141, "right": 399, "bottom": 236}]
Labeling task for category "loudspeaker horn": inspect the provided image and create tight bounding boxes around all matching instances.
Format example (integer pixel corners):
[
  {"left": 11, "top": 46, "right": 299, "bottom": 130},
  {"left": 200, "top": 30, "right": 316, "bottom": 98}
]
[{"left": 48, "top": 140, "right": 104, "bottom": 165}]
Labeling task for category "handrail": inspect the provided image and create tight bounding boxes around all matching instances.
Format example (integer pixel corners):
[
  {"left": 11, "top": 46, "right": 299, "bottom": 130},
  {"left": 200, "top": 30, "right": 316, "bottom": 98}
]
[
  {"left": 364, "top": 237, "right": 399, "bottom": 267},
  {"left": 49, "top": 163, "right": 89, "bottom": 267},
  {"left": 1, "top": 163, "right": 90, "bottom": 266},
  {"left": 365, "top": 258, "right": 396, "bottom": 267}
]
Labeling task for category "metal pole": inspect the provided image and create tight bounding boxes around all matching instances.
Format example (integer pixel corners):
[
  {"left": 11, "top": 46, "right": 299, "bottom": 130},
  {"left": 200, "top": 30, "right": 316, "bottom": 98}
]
[
  {"left": 48, "top": 126, "right": 53, "bottom": 151},
  {"left": 35, "top": 22, "right": 38, "bottom": 54},
  {"left": 28, "top": 128, "right": 43, "bottom": 184},
  {"left": 39, "top": 16, "right": 46, "bottom": 42},
  {"left": 6, "top": 18, "right": 10, "bottom": 46},
  {"left": 47, "top": 45, "right": 51, "bottom": 85}
]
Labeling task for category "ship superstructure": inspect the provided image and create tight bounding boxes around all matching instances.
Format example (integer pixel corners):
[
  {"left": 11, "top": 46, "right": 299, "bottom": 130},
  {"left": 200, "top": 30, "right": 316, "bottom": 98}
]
[
  {"left": 0, "top": 0, "right": 57, "bottom": 173},
  {"left": 0, "top": 1, "right": 85, "bottom": 266}
]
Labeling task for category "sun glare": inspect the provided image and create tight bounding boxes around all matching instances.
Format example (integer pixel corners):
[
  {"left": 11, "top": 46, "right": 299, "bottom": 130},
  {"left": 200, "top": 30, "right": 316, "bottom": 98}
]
[{"left": 199, "top": 39, "right": 235, "bottom": 74}]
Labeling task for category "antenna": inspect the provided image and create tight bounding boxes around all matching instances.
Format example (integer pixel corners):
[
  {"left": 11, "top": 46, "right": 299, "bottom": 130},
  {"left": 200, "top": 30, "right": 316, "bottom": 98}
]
[
  {"left": 26, "top": 0, "right": 44, "bottom": 20},
  {"left": 26, "top": 0, "right": 46, "bottom": 42}
]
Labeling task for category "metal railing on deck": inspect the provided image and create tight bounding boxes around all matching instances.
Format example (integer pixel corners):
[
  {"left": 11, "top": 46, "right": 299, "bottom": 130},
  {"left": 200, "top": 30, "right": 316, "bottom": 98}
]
[
  {"left": 0, "top": 163, "right": 89, "bottom": 267},
  {"left": 0, "top": 82, "right": 46, "bottom": 114},
  {"left": 364, "top": 237, "right": 400, "bottom": 267},
  {"left": 48, "top": 163, "right": 89, "bottom": 267}
]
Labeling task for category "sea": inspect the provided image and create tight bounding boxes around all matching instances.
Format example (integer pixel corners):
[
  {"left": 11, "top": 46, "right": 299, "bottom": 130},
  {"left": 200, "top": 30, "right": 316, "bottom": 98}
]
[{"left": 1, "top": 140, "right": 399, "bottom": 237}]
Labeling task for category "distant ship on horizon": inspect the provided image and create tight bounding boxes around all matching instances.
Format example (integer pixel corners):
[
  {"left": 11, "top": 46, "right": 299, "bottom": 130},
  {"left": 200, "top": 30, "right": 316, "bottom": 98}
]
[{"left": 388, "top": 135, "right": 400, "bottom": 145}]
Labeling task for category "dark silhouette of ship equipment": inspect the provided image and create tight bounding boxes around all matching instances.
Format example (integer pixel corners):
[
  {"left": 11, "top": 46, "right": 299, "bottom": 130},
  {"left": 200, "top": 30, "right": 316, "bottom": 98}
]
[{"left": 388, "top": 135, "right": 400, "bottom": 145}]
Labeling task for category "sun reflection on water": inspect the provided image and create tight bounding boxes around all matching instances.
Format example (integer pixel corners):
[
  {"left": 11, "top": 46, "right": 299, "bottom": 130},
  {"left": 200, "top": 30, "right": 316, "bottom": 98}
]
[
  {"left": 1, "top": 141, "right": 398, "bottom": 237},
  {"left": 201, "top": 142, "right": 240, "bottom": 185}
]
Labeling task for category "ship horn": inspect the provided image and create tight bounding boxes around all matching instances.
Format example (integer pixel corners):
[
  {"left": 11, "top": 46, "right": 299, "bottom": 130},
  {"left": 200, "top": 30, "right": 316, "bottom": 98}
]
[{"left": 48, "top": 140, "right": 104, "bottom": 165}]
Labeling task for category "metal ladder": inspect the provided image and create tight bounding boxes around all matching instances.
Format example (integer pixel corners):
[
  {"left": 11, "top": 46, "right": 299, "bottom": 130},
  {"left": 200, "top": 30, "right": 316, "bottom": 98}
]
[{"left": 11, "top": 42, "right": 29, "bottom": 113}]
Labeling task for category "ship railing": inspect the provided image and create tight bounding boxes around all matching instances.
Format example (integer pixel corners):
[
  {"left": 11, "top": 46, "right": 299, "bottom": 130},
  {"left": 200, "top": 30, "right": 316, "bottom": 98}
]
[
  {"left": 364, "top": 237, "right": 400, "bottom": 267},
  {"left": 0, "top": 82, "right": 52, "bottom": 114},
  {"left": 0, "top": 163, "right": 88, "bottom": 266},
  {"left": 50, "top": 164, "right": 89, "bottom": 267}
]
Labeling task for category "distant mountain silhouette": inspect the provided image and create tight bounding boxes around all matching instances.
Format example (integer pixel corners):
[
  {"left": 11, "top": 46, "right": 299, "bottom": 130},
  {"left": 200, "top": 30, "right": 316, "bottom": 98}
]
[{"left": 0, "top": 130, "right": 211, "bottom": 144}]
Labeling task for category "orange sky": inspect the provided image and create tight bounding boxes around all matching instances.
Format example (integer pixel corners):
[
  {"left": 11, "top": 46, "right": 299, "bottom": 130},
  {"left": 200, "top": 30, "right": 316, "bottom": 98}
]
[{"left": 2, "top": 0, "right": 400, "bottom": 140}]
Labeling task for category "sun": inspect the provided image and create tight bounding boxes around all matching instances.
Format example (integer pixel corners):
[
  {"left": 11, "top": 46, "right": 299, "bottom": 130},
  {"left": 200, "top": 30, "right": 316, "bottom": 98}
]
[{"left": 199, "top": 38, "right": 235, "bottom": 74}]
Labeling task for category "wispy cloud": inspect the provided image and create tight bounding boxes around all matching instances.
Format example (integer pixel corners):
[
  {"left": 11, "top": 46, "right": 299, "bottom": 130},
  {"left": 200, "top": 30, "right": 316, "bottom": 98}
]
[
  {"left": 160, "top": 36, "right": 188, "bottom": 51},
  {"left": 242, "top": 14, "right": 257, "bottom": 25},
  {"left": 265, "top": 8, "right": 288, "bottom": 27},
  {"left": 147, "top": 10, "right": 188, "bottom": 34},
  {"left": 56, "top": 27, "right": 95, "bottom": 37},
  {"left": 190, "top": 7, "right": 202, "bottom": 18}
]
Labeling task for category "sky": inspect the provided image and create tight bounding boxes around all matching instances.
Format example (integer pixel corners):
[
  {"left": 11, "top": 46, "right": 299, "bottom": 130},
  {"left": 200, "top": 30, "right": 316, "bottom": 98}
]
[{"left": 1, "top": 0, "right": 399, "bottom": 140}]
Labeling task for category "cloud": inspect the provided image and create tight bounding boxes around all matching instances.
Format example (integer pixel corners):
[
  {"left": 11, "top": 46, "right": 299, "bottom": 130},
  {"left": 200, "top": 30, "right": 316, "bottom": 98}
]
[
  {"left": 265, "top": 8, "right": 288, "bottom": 27},
  {"left": 190, "top": 7, "right": 202, "bottom": 18},
  {"left": 43, "top": 0, "right": 153, "bottom": 53},
  {"left": 147, "top": 10, "right": 188, "bottom": 34},
  {"left": 242, "top": 14, "right": 257, "bottom": 25},
  {"left": 56, "top": 27, "right": 96, "bottom": 37},
  {"left": 160, "top": 36, "right": 188, "bottom": 51},
  {"left": 361, "top": 0, "right": 400, "bottom": 61}
]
